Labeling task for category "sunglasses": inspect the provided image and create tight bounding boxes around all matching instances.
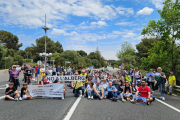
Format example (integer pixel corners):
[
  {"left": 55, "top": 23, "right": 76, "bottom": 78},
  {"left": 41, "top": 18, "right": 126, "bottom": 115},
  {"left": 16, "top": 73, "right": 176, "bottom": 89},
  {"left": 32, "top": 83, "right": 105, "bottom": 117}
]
[
  {"left": 141, "top": 82, "right": 145, "bottom": 83},
  {"left": 13, "top": 67, "right": 16, "bottom": 68}
]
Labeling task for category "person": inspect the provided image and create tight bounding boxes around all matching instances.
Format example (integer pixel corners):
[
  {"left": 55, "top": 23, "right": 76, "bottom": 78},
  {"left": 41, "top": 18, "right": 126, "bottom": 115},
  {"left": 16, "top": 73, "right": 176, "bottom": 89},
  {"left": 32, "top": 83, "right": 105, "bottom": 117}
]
[
  {"left": 119, "top": 79, "right": 125, "bottom": 93},
  {"left": 53, "top": 79, "right": 66, "bottom": 99},
  {"left": 129, "top": 68, "right": 133, "bottom": 81},
  {"left": 93, "top": 81, "right": 105, "bottom": 100},
  {"left": 40, "top": 76, "right": 48, "bottom": 85},
  {"left": 72, "top": 67, "right": 76, "bottom": 74},
  {"left": 56, "top": 65, "right": 61, "bottom": 76},
  {"left": 67, "top": 66, "right": 71, "bottom": 75},
  {"left": 113, "top": 80, "right": 121, "bottom": 95},
  {"left": 86, "top": 82, "right": 94, "bottom": 100},
  {"left": 8, "top": 67, "right": 12, "bottom": 81},
  {"left": 10, "top": 65, "right": 20, "bottom": 90},
  {"left": 134, "top": 81, "right": 153, "bottom": 105},
  {"left": 46, "top": 67, "right": 52, "bottom": 76},
  {"left": 25, "top": 66, "right": 32, "bottom": 85},
  {"left": 92, "top": 74, "right": 100, "bottom": 84},
  {"left": 81, "top": 70, "right": 88, "bottom": 88},
  {"left": 31, "top": 66, "right": 35, "bottom": 79},
  {"left": 125, "top": 73, "right": 131, "bottom": 83},
  {"left": 5, "top": 83, "right": 22, "bottom": 101},
  {"left": 132, "top": 67, "right": 142, "bottom": 86},
  {"left": 74, "top": 72, "right": 85, "bottom": 97},
  {"left": 154, "top": 67, "right": 166, "bottom": 101},
  {"left": 40, "top": 66, "right": 46, "bottom": 79},
  {"left": 52, "top": 65, "right": 56, "bottom": 76},
  {"left": 120, "top": 81, "right": 133, "bottom": 102},
  {"left": 146, "top": 69, "right": 156, "bottom": 91},
  {"left": 165, "top": 72, "right": 176, "bottom": 95},
  {"left": 35, "top": 65, "right": 38, "bottom": 82},
  {"left": 23, "top": 64, "right": 28, "bottom": 81},
  {"left": 21, "top": 83, "right": 35, "bottom": 100},
  {"left": 107, "top": 82, "right": 118, "bottom": 101}
]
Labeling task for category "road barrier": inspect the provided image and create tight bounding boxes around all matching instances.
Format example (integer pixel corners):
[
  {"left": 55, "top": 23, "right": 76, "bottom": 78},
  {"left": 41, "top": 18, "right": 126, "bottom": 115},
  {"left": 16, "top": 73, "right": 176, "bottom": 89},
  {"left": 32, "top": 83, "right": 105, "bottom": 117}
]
[{"left": 174, "top": 85, "right": 180, "bottom": 92}]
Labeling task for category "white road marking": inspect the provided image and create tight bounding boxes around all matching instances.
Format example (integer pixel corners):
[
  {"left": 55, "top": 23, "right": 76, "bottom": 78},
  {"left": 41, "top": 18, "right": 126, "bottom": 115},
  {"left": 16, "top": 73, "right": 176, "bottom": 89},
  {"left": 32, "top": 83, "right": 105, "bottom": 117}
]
[
  {"left": 156, "top": 98, "right": 180, "bottom": 113},
  {"left": 63, "top": 97, "right": 82, "bottom": 120}
]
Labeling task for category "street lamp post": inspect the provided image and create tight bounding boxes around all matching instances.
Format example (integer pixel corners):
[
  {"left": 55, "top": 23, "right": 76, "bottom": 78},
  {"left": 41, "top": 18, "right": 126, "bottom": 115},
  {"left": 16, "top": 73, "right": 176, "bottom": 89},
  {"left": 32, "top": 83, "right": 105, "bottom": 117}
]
[{"left": 42, "top": 14, "right": 50, "bottom": 67}]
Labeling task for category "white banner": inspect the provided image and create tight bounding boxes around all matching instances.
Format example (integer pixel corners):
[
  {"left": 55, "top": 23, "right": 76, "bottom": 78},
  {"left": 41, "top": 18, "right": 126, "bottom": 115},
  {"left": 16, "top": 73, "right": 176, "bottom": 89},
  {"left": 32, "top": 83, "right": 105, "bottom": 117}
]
[
  {"left": 46, "top": 75, "right": 85, "bottom": 82},
  {"left": 29, "top": 84, "right": 64, "bottom": 97}
]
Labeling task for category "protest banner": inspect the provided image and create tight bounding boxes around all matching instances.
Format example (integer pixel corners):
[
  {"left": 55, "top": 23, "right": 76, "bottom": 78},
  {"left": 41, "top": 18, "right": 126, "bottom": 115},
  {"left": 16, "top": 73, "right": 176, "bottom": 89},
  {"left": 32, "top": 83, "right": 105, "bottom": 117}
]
[
  {"left": 29, "top": 84, "right": 64, "bottom": 97},
  {"left": 146, "top": 73, "right": 154, "bottom": 76},
  {"left": 46, "top": 75, "right": 85, "bottom": 82}
]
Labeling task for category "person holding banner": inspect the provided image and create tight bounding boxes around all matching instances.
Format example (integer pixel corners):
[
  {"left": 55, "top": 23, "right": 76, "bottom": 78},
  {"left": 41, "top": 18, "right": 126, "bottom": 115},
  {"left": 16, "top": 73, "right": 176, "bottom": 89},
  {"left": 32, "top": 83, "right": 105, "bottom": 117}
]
[
  {"left": 21, "top": 83, "right": 35, "bottom": 100},
  {"left": 74, "top": 72, "right": 85, "bottom": 97}
]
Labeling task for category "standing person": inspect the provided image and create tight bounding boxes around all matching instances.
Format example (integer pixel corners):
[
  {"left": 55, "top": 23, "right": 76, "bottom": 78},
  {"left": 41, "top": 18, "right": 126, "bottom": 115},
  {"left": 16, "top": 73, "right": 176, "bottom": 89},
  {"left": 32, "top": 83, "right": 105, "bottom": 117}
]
[
  {"left": 40, "top": 66, "right": 46, "bottom": 79},
  {"left": 129, "top": 68, "right": 133, "bottom": 81},
  {"left": 56, "top": 65, "right": 61, "bottom": 76},
  {"left": 72, "top": 67, "right": 76, "bottom": 74},
  {"left": 67, "top": 66, "right": 71, "bottom": 75},
  {"left": 25, "top": 66, "right": 32, "bottom": 85},
  {"left": 134, "top": 81, "right": 153, "bottom": 105},
  {"left": 132, "top": 67, "right": 142, "bottom": 86},
  {"left": 10, "top": 65, "right": 20, "bottom": 90},
  {"left": 35, "top": 65, "right": 38, "bottom": 82},
  {"left": 146, "top": 69, "right": 156, "bottom": 91},
  {"left": 31, "top": 66, "right": 35, "bottom": 79},
  {"left": 74, "top": 72, "right": 85, "bottom": 97},
  {"left": 52, "top": 65, "right": 56, "bottom": 76},
  {"left": 5, "top": 83, "right": 22, "bottom": 101},
  {"left": 46, "top": 67, "right": 52, "bottom": 76},
  {"left": 23, "top": 64, "right": 28, "bottom": 81},
  {"left": 165, "top": 72, "right": 176, "bottom": 95},
  {"left": 154, "top": 67, "right": 166, "bottom": 101},
  {"left": 8, "top": 67, "right": 12, "bottom": 81}
]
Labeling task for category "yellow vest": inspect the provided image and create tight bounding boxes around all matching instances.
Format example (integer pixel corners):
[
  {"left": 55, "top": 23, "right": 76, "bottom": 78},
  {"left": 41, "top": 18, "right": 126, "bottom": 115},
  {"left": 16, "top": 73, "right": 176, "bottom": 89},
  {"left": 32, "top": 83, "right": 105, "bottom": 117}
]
[
  {"left": 80, "top": 73, "right": 88, "bottom": 83},
  {"left": 169, "top": 75, "right": 176, "bottom": 85}
]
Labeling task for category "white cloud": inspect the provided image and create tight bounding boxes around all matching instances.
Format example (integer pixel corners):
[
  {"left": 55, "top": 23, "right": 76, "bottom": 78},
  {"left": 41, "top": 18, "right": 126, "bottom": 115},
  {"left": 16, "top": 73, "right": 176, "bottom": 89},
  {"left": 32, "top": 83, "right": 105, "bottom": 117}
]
[
  {"left": 137, "top": 7, "right": 154, "bottom": 15},
  {"left": 151, "top": 0, "right": 164, "bottom": 9},
  {"left": 123, "top": 32, "right": 137, "bottom": 38},
  {"left": 51, "top": 28, "right": 77, "bottom": 36},
  {"left": 115, "top": 22, "right": 133, "bottom": 26},
  {"left": 91, "top": 21, "right": 107, "bottom": 26},
  {"left": 116, "top": 7, "right": 134, "bottom": 16}
]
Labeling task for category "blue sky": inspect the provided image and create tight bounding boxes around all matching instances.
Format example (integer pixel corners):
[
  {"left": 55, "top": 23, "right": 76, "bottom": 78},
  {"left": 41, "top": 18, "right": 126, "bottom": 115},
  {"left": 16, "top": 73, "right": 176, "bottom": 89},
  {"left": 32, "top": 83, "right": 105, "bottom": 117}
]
[{"left": 0, "top": 0, "right": 165, "bottom": 60}]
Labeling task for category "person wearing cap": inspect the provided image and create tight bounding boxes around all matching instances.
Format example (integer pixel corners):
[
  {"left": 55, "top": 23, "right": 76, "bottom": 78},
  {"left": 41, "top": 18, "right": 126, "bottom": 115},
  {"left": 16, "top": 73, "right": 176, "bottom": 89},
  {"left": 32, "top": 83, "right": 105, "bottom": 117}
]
[
  {"left": 165, "top": 72, "right": 176, "bottom": 95},
  {"left": 154, "top": 67, "right": 166, "bottom": 101},
  {"left": 5, "top": 83, "right": 22, "bottom": 101}
]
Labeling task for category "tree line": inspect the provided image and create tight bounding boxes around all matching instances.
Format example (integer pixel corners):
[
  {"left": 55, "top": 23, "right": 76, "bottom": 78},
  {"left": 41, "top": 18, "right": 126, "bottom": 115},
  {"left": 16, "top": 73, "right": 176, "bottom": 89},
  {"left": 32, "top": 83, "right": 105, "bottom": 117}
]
[{"left": 114, "top": 0, "right": 180, "bottom": 85}]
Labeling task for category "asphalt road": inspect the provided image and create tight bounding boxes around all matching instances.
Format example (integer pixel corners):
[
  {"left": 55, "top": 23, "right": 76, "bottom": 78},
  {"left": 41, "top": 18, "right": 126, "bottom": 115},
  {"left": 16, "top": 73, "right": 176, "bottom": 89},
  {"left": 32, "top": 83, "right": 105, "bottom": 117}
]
[{"left": 0, "top": 70, "right": 180, "bottom": 120}]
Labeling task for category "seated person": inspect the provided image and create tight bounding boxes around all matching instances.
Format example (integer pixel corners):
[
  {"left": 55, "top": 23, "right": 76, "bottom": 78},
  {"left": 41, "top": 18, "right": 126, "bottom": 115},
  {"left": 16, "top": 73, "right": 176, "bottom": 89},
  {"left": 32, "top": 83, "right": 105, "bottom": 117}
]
[
  {"left": 39, "top": 75, "right": 48, "bottom": 85},
  {"left": 131, "top": 82, "right": 137, "bottom": 100},
  {"left": 101, "top": 79, "right": 108, "bottom": 98},
  {"left": 119, "top": 79, "right": 125, "bottom": 93},
  {"left": 125, "top": 73, "right": 132, "bottom": 83},
  {"left": 93, "top": 81, "right": 105, "bottom": 100},
  {"left": 120, "top": 81, "right": 133, "bottom": 102},
  {"left": 145, "top": 82, "right": 155, "bottom": 101},
  {"left": 107, "top": 82, "right": 118, "bottom": 101},
  {"left": 5, "top": 82, "right": 22, "bottom": 101},
  {"left": 86, "top": 82, "right": 94, "bottom": 100},
  {"left": 21, "top": 83, "right": 35, "bottom": 100},
  {"left": 134, "top": 81, "right": 153, "bottom": 105},
  {"left": 92, "top": 74, "right": 100, "bottom": 84},
  {"left": 113, "top": 80, "right": 121, "bottom": 95}
]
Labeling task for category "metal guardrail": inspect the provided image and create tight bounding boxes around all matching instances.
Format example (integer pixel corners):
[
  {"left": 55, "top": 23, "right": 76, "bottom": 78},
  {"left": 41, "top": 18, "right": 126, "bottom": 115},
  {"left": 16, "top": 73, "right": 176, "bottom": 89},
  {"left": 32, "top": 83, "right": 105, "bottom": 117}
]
[{"left": 174, "top": 85, "right": 180, "bottom": 92}]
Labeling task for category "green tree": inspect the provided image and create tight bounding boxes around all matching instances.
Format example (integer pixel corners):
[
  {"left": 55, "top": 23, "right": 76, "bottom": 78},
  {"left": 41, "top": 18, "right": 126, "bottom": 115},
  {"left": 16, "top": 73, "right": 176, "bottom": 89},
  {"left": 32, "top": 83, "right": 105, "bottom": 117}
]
[
  {"left": 77, "top": 50, "right": 87, "bottom": 57},
  {"left": 141, "top": 0, "right": 180, "bottom": 76},
  {"left": 117, "top": 42, "right": 137, "bottom": 69},
  {"left": 0, "top": 30, "right": 23, "bottom": 50}
]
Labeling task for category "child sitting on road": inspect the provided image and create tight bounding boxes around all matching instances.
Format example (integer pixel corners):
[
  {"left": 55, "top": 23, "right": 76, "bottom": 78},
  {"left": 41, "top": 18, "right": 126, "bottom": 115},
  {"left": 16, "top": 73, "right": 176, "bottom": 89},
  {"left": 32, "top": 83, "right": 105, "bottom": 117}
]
[
  {"left": 5, "top": 82, "right": 22, "bottom": 101},
  {"left": 21, "top": 83, "right": 35, "bottom": 100}
]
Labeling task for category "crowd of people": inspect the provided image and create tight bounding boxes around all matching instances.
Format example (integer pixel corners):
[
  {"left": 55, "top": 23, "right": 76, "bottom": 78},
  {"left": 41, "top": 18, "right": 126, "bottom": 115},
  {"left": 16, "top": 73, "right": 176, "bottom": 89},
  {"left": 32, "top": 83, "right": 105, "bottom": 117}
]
[{"left": 6, "top": 65, "right": 176, "bottom": 105}]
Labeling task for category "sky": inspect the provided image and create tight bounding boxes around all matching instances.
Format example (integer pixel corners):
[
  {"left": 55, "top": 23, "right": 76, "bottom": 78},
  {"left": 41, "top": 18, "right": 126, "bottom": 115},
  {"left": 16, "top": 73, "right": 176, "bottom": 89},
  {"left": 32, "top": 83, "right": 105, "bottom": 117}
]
[{"left": 0, "top": 0, "right": 166, "bottom": 60}]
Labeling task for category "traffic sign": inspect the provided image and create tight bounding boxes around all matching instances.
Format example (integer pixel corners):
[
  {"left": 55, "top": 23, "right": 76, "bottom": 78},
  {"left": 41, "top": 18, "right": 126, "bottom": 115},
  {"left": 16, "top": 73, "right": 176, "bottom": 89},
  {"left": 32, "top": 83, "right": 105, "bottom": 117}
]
[{"left": 121, "top": 62, "right": 125, "bottom": 70}]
